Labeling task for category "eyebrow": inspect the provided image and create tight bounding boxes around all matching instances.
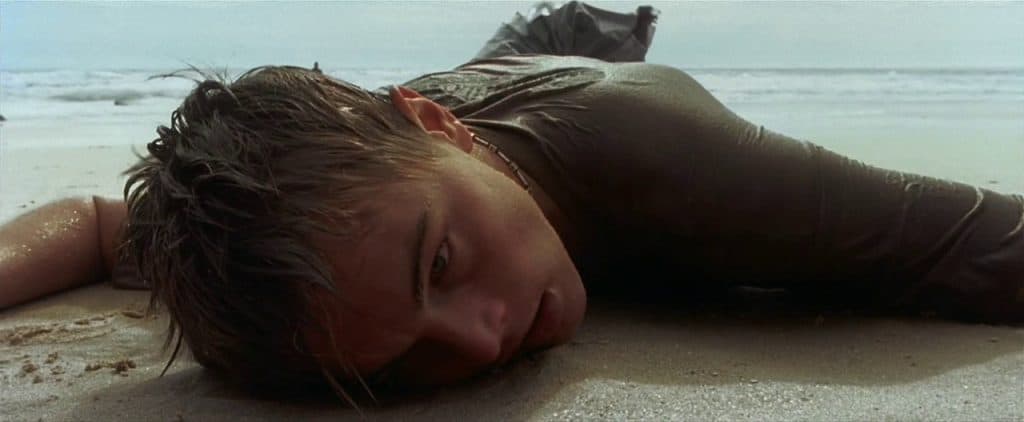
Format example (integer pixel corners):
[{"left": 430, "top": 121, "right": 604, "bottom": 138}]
[{"left": 411, "top": 210, "right": 428, "bottom": 307}]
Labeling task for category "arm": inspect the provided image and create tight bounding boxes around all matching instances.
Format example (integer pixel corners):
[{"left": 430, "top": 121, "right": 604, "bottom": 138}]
[
  {"left": 0, "top": 196, "right": 126, "bottom": 309},
  {"left": 579, "top": 63, "right": 1023, "bottom": 321}
]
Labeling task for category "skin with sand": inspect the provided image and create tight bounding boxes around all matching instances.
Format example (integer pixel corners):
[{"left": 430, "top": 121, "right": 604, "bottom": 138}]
[
  {"left": 1, "top": 66, "right": 1022, "bottom": 392},
  {"left": 0, "top": 85, "right": 589, "bottom": 387},
  {"left": 1, "top": 2, "right": 1022, "bottom": 400}
]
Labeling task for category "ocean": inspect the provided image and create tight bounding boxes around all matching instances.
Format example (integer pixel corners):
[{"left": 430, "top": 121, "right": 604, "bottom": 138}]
[{"left": 1, "top": 65, "right": 1022, "bottom": 190}]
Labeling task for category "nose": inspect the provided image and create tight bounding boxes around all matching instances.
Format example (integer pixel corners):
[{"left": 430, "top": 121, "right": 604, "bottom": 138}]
[{"left": 424, "top": 295, "right": 508, "bottom": 366}]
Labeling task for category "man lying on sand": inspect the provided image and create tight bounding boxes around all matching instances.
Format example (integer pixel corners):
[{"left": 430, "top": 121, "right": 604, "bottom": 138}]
[{"left": 1, "top": 1, "right": 1022, "bottom": 401}]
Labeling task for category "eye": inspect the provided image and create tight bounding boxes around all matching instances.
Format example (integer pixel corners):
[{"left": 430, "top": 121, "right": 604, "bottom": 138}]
[{"left": 430, "top": 239, "right": 451, "bottom": 280}]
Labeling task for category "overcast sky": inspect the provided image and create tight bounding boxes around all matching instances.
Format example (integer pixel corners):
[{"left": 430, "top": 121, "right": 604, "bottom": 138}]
[{"left": 2, "top": 1, "right": 1022, "bottom": 70}]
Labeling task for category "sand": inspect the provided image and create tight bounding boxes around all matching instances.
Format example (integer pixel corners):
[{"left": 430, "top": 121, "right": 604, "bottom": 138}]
[{"left": 1, "top": 144, "right": 1023, "bottom": 421}]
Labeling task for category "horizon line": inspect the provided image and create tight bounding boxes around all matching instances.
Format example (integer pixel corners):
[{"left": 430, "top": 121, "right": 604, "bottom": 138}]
[{"left": 3, "top": 65, "right": 1024, "bottom": 73}]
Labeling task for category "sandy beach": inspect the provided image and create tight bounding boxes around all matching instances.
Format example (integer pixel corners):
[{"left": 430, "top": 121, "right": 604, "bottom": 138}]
[
  {"left": 1, "top": 128, "right": 1022, "bottom": 421},
  {"left": 2, "top": 1, "right": 1023, "bottom": 419},
  {"left": 2, "top": 281, "right": 1023, "bottom": 421}
]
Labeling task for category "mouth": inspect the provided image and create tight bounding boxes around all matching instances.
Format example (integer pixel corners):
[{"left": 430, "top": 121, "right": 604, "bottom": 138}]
[
  {"left": 520, "top": 289, "right": 561, "bottom": 355},
  {"left": 494, "top": 290, "right": 562, "bottom": 367}
]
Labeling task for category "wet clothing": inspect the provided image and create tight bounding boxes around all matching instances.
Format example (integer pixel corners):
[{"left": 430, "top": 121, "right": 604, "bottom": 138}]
[
  {"left": 392, "top": 4, "right": 1024, "bottom": 322},
  {"left": 473, "top": 1, "right": 659, "bottom": 63}
]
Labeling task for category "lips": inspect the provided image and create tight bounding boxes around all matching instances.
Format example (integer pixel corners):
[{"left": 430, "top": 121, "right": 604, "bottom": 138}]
[{"left": 521, "top": 289, "right": 561, "bottom": 353}]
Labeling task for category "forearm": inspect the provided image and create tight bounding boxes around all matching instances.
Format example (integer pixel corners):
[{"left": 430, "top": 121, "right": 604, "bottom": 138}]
[
  {"left": 699, "top": 117, "right": 1024, "bottom": 319},
  {"left": 0, "top": 196, "right": 125, "bottom": 309},
  {"left": 673, "top": 114, "right": 1024, "bottom": 319},
  {"left": 807, "top": 148, "right": 1024, "bottom": 319}
]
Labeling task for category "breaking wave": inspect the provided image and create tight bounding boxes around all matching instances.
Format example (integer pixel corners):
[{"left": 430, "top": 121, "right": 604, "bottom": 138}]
[{"left": 50, "top": 88, "right": 182, "bottom": 103}]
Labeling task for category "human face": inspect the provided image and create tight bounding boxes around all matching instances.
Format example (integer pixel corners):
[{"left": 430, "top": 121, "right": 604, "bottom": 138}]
[{"left": 310, "top": 142, "right": 586, "bottom": 387}]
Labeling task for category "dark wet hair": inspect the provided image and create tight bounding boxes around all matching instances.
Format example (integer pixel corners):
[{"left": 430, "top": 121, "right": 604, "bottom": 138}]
[{"left": 122, "top": 65, "right": 435, "bottom": 401}]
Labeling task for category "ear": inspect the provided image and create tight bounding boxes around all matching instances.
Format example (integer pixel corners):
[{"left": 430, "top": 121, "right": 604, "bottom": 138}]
[{"left": 389, "top": 85, "right": 473, "bottom": 153}]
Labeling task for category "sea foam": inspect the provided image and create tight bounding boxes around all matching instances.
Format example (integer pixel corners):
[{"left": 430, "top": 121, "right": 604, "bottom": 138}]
[{"left": 0, "top": 66, "right": 1020, "bottom": 149}]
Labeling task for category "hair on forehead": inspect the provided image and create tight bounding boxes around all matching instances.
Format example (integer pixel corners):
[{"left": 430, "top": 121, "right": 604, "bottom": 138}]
[{"left": 123, "top": 63, "right": 438, "bottom": 401}]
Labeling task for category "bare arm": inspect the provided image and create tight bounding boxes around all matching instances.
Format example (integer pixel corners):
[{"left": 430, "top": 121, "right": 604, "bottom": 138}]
[{"left": 0, "top": 196, "right": 126, "bottom": 309}]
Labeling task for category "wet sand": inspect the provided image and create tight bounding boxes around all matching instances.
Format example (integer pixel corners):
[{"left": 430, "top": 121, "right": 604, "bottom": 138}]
[
  {"left": 1, "top": 145, "right": 1022, "bottom": 421},
  {"left": 2, "top": 283, "right": 1022, "bottom": 421}
]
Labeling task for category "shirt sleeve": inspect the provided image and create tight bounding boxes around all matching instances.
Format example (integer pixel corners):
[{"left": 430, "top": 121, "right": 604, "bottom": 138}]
[
  {"left": 565, "top": 63, "right": 1024, "bottom": 321},
  {"left": 472, "top": 2, "right": 657, "bottom": 63}
]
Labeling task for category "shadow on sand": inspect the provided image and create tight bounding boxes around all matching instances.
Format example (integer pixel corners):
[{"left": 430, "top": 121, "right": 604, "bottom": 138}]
[{"left": 66, "top": 290, "right": 1023, "bottom": 421}]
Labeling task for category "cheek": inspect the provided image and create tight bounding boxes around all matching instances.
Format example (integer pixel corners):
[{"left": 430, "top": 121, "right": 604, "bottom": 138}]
[
  {"left": 453, "top": 162, "right": 571, "bottom": 290},
  {"left": 390, "top": 339, "right": 490, "bottom": 386},
  {"left": 313, "top": 302, "right": 420, "bottom": 375},
  {"left": 487, "top": 197, "right": 570, "bottom": 297},
  {"left": 479, "top": 187, "right": 553, "bottom": 257}
]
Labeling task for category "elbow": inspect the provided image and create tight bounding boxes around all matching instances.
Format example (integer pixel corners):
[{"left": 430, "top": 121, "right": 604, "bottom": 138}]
[{"left": 91, "top": 196, "right": 127, "bottom": 274}]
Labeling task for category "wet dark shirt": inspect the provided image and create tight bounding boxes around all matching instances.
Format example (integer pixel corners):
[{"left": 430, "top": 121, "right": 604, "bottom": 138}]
[{"left": 396, "top": 54, "right": 1024, "bottom": 321}]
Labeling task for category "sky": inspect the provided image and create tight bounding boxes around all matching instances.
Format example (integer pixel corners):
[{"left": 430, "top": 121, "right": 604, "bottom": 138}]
[{"left": 1, "top": 1, "right": 1022, "bottom": 70}]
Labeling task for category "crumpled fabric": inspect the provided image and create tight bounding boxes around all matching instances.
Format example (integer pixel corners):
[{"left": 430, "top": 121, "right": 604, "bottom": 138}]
[{"left": 473, "top": 1, "right": 659, "bottom": 63}]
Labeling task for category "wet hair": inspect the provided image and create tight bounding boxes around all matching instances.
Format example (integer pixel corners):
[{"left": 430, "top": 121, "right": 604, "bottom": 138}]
[{"left": 122, "top": 65, "right": 435, "bottom": 400}]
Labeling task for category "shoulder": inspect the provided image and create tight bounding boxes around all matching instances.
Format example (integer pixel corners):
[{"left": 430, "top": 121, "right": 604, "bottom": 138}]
[
  {"left": 583, "top": 62, "right": 728, "bottom": 119},
  {"left": 402, "top": 55, "right": 613, "bottom": 110},
  {"left": 456, "top": 54, "right": 613, "bottom": 72},
  {"left": 545, "top": 63, "right": 757, "bottom": 206}
]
